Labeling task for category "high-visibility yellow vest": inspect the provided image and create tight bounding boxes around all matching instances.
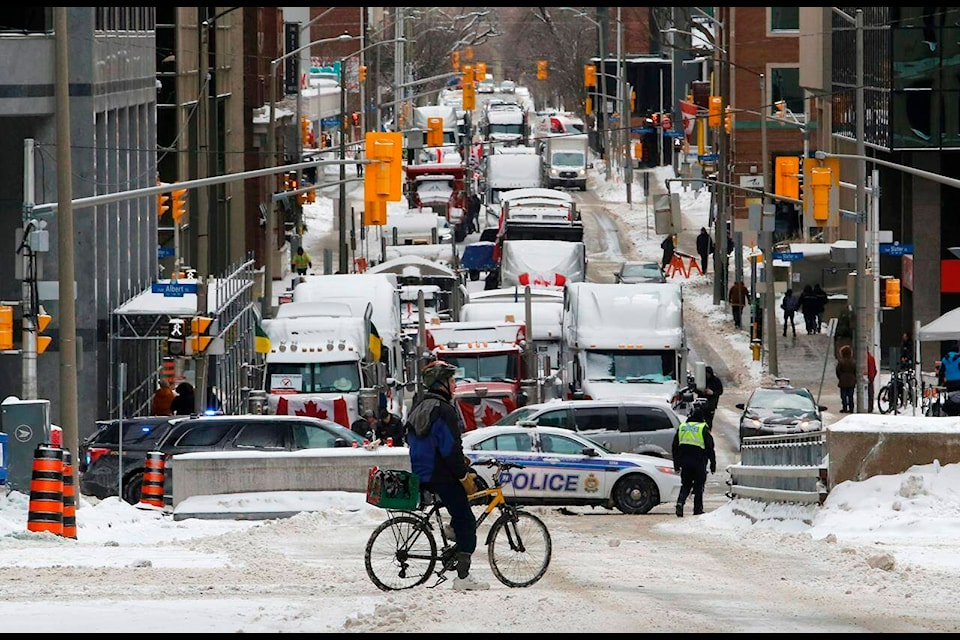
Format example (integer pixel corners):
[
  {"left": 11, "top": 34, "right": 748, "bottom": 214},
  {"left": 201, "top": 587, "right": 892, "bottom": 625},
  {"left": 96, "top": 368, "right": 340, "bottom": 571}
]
[
  {"left": 678, "top": 421, "right": 708, "bottom": 449},
  {"left": 292, "top": 252, "right": 311, "bottom": 269}
]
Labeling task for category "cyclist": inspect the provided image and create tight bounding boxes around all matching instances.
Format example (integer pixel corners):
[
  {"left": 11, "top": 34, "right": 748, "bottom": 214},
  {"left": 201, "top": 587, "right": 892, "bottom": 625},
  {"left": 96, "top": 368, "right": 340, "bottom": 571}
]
[{"left": 406, "top": 360, "right": 489, "bottom": 591}]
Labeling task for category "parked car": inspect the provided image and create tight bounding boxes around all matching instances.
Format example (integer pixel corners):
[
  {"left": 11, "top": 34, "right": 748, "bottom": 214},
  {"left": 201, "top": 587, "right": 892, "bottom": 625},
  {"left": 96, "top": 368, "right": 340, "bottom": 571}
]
[
  {"left": 463, "top": 424, "right": 680, "bottom": 514},
  {"left": 79, "top": 416, "right": 184, "bottom": 504},
  {"left": 615, "top": 261, "right": 667, "bottom": 284},
  {"left": 735, "top": 379, "right": 827, "bottom": 442},
  {"left": 80, "top": 414, "right": 365, "bottom": 504},
  {"left": 494, "top": 399, "right": 681, "bottom": 458}
]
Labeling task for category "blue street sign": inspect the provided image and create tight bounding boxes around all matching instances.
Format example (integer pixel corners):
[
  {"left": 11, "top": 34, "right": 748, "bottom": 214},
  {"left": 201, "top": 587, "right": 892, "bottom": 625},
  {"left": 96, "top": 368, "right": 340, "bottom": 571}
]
[
  {"left": 664, "top": 130, "right": 685, "bottom": 138},
  {"left": 699, "top": 153, "right": 719, "bottom": 162},
  {"left": 773, "top": 252, "right": 804, "bottom": 262},
  {"left": 631, "top": 127, "right": 654, "bottom": 134},
  {"left": 321, "top": 117, "right": 339, "bottom": 127},
  {"left": 879, "top": 243, "right": 913, "bottom": 256},
  {"left": 152, "top": 282, "right": 197, "bottom": 297},
  {"left": 157, "top": 247, "right": 174, "bottom": 259}
]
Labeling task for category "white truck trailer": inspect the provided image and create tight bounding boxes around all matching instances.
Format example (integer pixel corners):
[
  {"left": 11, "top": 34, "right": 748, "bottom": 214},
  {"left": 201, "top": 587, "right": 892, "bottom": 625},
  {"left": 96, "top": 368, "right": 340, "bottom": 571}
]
[
  {"left": 562, "top": 282, "right": 686, "bottom": 404},
  {"left": 499, "top": 239, "right": 586, "bottom": 289},
  {"left": 540, "top": 134, "right": 589, "bottom": 191},
  {"left": 483, "top": 151, "right": 541, "bottom": 225}
]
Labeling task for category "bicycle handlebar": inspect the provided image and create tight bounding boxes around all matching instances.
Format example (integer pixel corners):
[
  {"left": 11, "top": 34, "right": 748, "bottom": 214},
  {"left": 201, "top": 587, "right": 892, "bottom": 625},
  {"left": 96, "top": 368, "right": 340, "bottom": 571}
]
[{"left": 473, "top": 457, "right": 525, "bottom": 472}]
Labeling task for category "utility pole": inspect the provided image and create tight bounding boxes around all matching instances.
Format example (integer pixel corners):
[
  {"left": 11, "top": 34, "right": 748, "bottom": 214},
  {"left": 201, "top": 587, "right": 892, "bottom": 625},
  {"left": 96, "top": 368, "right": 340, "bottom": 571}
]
[
  {"left": 22, "top": 139, "right": 38, "bottom": 400},
  {"left": 338, "top": 64, "right": 348, "bottom": 273},
  {"left": 55, "top": 6, "right": 79, "bottom": 461},
  {"left": 596, "top": 7, "right": 611, "bottom": 181},
  {"left": 853, "top": 9, "right": 867, "bottom": 413},
  {"left": 760, "top": 72, "right": 778, "bottom": 377}
]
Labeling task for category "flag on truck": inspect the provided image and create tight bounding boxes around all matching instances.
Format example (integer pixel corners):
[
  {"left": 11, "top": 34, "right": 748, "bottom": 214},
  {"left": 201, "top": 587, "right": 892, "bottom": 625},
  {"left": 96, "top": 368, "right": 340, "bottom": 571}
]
[
  {"left": 369, "top": 322, "right": 383, "bottom": 362},
  {"left": 457, "top": 397, "right": 517, "bottom": 431},
  {"left": 274, "top": 395, "right": 350, "bottom": 428},
  {"left": 255, "top": 320, "right": 271, "bottom": 354}
]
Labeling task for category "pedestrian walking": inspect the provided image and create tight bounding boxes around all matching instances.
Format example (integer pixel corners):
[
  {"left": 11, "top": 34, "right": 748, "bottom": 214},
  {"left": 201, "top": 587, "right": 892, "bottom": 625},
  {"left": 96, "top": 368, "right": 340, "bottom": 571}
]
[
  {"left": 696, "top": 227, "right": 713, "bottom": 274},
  {"left": 799, "top": 285, "right": 817, "bottom": 334},
  {"left": 867, "top": 350, "right": 877, "bottom": 413},
  {"left": 695, "top": 366, "right": 723, "bottom": 429},
  {"left": 355, "top": 149, "right": 364, "bottom": 176},
  {"left": 836, "top": 344, "right": 857, "bottom": 413},
  {"left": 728, "top": 280, "right": 749, "bottom": 329},
  {"left": 812, "top": 284, "right": 828, "bottom": 334},
  {"left": 780, "top": 289, "right": 798, "bottom": 337},
  {"left": 660, "top": 235, "right": 675, "bottom": 271},
  {"left": 291, "top": 246, "right": 312, "bottom": 276},
  {"left": 170, "top": 381, "right": 196, "bottom": 416},
  {"left": 899, "top": 332, "right": 914, "bottom": 369},
  {"left": 672, "top": 404, "right": 716, "bottom": 518}
]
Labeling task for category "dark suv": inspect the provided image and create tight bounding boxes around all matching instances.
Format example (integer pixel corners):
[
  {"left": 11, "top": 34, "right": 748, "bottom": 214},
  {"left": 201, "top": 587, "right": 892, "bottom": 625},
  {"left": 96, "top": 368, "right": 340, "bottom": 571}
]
[{"left": 80, "top": 414, "right": 364, "bottom": 504}]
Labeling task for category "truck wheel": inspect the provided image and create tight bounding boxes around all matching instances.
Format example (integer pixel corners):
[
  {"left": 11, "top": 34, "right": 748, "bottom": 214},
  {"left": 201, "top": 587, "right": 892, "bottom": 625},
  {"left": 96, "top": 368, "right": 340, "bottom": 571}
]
[{"left": 611, "top": 474, "right": 659, "bottom": 514}]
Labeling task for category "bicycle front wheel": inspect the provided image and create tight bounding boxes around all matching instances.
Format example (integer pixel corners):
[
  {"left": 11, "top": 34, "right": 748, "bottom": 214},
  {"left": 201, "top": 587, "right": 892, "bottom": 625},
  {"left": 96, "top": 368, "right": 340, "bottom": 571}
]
[
  {"left": 364, "top": 514, "right": 437, "bottom": 591},
  {"left": 487, "top": 510, "right": 552, "bottom": 588},
  {"left": 877, "top": 385, "right": 895, "bottom": 415}
]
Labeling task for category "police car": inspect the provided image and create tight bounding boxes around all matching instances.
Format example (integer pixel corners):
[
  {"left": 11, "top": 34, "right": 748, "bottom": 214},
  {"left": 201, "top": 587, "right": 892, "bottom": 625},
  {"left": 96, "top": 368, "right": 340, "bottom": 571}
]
[{"left": 462, "top": 424, "right": 681, "bottom": 514}]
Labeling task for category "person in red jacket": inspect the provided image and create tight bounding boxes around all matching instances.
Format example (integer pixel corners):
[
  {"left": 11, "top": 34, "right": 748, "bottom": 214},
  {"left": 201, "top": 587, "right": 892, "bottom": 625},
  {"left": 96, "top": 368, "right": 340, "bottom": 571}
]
[{"left": 867, "top": 351, "right": 878, "bottom": 413}]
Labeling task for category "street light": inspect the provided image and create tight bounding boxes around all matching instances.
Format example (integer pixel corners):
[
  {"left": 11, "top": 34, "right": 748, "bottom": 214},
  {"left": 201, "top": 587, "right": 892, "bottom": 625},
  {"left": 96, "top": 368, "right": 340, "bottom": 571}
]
[
  {"left": 265, "top": 32, "right": 356, "bottom": 319},
  {"left": 337, "top": 37, "right": 406, "bottom": 274}
]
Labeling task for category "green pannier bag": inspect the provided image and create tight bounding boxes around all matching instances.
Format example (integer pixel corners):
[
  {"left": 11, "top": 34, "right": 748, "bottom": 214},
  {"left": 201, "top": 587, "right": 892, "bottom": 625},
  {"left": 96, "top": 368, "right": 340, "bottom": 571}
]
[{"left": 366, "top": 466, "right": 420, "bottom": 510}]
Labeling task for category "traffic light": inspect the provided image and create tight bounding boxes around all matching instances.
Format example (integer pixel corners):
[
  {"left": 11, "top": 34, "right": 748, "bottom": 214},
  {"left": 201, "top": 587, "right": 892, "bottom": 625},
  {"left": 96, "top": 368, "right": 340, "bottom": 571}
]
[
  {"left": 462, "top": 82, "right": 476, "bottom": 110},
  {"left": 364, "top": 199, "right": 387, "bottom": 226},
  {"left": 775, "top": 156, "right": 800, "bottom": 201},
  {"left": 810, "top": 166, "right": 832, "bottom": 224},
  {"left": 167, "top": 317, "right": 185, "bottom": 357},
  {"left": 885, "top": 278, "right": 901, "bottom": 308},
  {"left": 189, "top": 316, "right": 214, "bottom": 354},
  {"left": 170, "top": 188, "right": 187, "bottom": 224},
  {"left": 36, "top": 310, "right": 51, "bottom": 355},
  {"left": 776, "top": 100, "right": 786, "bottom": 118},
  {"left": 462, "top": 64, "right": 474, "bottom": 86},
  {"left": 708, "top": 95, "right": 722, "bottom": 128},
  {"left": 351, "top": 112, "right": 360, "bottom": 127},
  {"left": 476, "top": 62, "right": 486, "bottom": 79},
  {"left": 536, "top": 60, "right": 548, "bottom": 80},
  {"left": 0, "top": 305, "right": 12, "bottom": 351},
  {"left": 364, "top": 132, "right": 403, "bottom": 206},
  {"left": 451, "top": 51, "right": 460, "bottom": 71},
  {"left": 584, "top": 64, "right": 597, "bottom": 87},
  {"left": 630, "top": 90, "right": 636, "bottom": 113},
  {"left": 358, "top": 65, "right": 367, "bottom": 82},
  {"left": 464, "top": 46, "right": 474, "bottom": 61},
  {"left": 426, "top": 117, "right": 444, "bottom": 147},
  {"left": 724, "top": 105, "right": 733, "bottom": 134},
  {"left": 157, "top": 192, "right": 170, "bottom": 218},
  {"left": 300, "top": 116, "right": 310, "bottom": 146},
  {"left": 585, "top": 96, "right": 592, "bottom": 116}
]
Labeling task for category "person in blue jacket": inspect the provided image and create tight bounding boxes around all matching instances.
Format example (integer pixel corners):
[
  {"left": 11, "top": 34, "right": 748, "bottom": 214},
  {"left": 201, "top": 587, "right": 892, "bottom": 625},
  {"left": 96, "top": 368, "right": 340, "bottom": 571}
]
[{"left": 406, "top": 359, "right": 489, "bottom": 591}]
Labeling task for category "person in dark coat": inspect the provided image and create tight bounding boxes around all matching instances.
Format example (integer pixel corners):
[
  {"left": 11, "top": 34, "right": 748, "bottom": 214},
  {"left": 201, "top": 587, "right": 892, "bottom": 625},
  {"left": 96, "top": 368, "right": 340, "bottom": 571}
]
[
  {"left": 696, "top": 228, "right": 713, "bottom": 274},
  {"left": 672, "top": 404, "right": 716, "bottom": 518},
  {"left": 781, "top": 289, "right": 798, "bottom": 338},
  {"left": 375, "top": 407, "right": 406, "bottom": 445},
  {"left": 465, "top": 193, "right": 481, "bottom": 234},
  {"left": 695, "top": 366, "right": 724, "bottom": 429},
  {"left": 728, "top": 280, "right": 749, "bottom": 329},
  {"left": 836, "top": 344, "right": 857, "bottom": 412},
  {"left": 170, "top": 381, "right": 196, "bottom": 416},
  {"left": 351, "top": 409, "right": 377, "bottom": 439},
  {"left": 660, "top": 235, "right": 675, "bottom": 271},
  {"left": 812, "top": 284, "right": 828, "bottom": 334},
  {"left": 798, "top": 285, "right": 817, "bottom": 335}
]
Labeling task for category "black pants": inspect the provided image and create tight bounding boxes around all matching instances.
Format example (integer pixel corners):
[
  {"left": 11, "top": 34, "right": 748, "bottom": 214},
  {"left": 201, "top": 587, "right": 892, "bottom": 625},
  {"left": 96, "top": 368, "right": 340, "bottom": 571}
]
[
  {"left": 783, "top": 312, "right": 796, "bottom": 336},
  {"left": 426, "top": 480, "right": 477, "bottom": 555},
  {"left": 732, "top": 305, "right": 744, "bottom": 328},
  {"left": 699, "top": 252, "right": 708, "bottom": 274},
  {"left": 677, "top": 464, "right": 707, "bottom": 514},
  {"left": 840, "top": 386, "right": 854, "bottom": 412}
]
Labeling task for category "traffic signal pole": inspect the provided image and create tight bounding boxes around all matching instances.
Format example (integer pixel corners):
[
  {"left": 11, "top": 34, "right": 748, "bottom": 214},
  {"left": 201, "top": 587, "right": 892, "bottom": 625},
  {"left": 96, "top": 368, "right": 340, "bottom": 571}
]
[{"left": 22, "top": 139, "right": 38, "bottom": 400}]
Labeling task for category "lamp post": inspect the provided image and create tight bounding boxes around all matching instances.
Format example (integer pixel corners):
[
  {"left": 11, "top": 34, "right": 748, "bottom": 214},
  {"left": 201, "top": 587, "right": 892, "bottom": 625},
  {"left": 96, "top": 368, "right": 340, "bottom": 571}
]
[
  {"left": 336, "top": 37, "right": 406, "bottom": 274},
  {"left": 266, "top": 32, "right": 356, "bottom": 318}
]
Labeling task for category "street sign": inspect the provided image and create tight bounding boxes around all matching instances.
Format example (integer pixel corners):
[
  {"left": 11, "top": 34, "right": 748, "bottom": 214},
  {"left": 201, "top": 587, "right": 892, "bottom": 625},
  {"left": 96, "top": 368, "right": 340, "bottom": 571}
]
[
  {"left": 664, "top": 130, "right": 685, "bottom": 138},
  {"left": 631, "top": 127, "right": 654, "bottom": 134},
  {"left": 151, "top": 282, "right": 197, "bottom": 297},
  {"left": 699, "top": 153, "right": 719, "bottom": 162},
  {"left": 773, "top": 252, "right": 804, "bottom": 262},
  {"left": 879, "top": 243, "right": 913, "bottom": 256},
  {"left": 157, "top": 247, "right": 174, "bottom": 259}
]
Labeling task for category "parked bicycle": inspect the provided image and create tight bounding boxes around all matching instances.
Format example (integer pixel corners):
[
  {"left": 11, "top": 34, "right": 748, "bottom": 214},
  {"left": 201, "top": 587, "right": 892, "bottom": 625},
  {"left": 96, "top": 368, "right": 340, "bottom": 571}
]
[
  {"left": 364, "top": 458, "right": 552, "bottom": 591},
  {"left": 877, "top": 365, "right": 917, "bottom": 415}
]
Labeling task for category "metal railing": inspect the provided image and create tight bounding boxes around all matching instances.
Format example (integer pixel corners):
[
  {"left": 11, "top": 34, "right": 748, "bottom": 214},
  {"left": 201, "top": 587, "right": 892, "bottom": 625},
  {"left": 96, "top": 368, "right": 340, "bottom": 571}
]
[{"left": 727, "top": 431, "right": 828, "bottom": 504}]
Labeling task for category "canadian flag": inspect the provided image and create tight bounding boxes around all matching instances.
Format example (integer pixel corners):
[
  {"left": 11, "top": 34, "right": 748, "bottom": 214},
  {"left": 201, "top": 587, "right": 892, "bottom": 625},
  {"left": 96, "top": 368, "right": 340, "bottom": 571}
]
[
  {"left": 273, "top": 395, "right": 350, "bottom": 428},
  {"left": 458, "top": 397, "right": 517, "bottom": 432},
  {"left": 518, "top": 272, "right": 566, "bottom": 288},
  {"left": 680, "top": 100, "right": 698, "bottom": 142}
]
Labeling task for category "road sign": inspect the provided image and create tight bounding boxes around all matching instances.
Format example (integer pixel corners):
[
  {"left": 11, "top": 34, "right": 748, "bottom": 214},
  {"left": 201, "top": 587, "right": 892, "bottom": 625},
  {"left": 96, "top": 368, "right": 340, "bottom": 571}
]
[
  {"left": 773, "top": 252, "right": 804, "bottom": 262},
  {"left": 664, "top": 130, "right": 685, "bottom": 138},
  {"left": 631, "top": 127, "right": 654, "bottom": 134},
  {"left": 879, "top": 243, "right": 913, "bottom": 256},
  {"left": 699, "top": 153, "right": 719, "bottom": 162},
  {"left": 157, "top": 246, "right": 174, "bottom": 259},
  {"left": 152, "top": 282, "right": 197, "bottom": 297}
]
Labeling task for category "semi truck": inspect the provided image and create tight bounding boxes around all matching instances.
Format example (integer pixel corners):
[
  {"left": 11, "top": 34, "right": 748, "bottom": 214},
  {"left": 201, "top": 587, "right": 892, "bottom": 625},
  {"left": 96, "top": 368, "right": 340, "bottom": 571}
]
[
  {"left": 540, "top": 134, "right": 590, "bottom": 191},
  {"left": 562, "top": 282, "right": 686, "bottom": 404},
  {"left": 483, "top": 150, "right": 541, "bottom": 224},
  {"left": 499, "top": 239, "right": 586, "bottom": 290}
]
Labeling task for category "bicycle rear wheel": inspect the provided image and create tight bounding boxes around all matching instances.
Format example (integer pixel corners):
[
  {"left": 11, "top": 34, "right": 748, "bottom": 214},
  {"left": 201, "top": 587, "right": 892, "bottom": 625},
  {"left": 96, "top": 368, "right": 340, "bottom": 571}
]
[
  {"left": 364, "top": 514, "right": 437, "bottom": 591},
  {"left": 487, "top": 510, "right": 551, "bottom": 588}
]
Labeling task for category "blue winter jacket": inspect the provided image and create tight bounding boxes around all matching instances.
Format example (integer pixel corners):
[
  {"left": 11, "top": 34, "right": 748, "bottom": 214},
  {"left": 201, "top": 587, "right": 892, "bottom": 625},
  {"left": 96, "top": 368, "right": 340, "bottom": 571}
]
[{"left": 406, "top": 391, "right": 469, "bottom": 484}]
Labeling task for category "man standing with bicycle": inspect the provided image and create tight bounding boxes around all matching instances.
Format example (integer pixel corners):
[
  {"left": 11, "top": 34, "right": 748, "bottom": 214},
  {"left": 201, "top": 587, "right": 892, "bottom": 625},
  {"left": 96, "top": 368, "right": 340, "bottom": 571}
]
[{"left": 406, "top": 360, "right": 490, "bottom": 591}]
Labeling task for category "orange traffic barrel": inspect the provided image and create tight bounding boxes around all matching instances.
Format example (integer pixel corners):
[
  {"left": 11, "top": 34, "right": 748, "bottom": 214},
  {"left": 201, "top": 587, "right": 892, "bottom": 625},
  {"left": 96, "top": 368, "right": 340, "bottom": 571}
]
[
  {"left": 26, "top": 445, "right": 63, "bottom": 535},
  {"left": 62, "top": 450, "right": 77, "bottom": 539},
  {"left": 162, "top": 357, "right": 176, "bottom": 384},
  {"left": 138, "top": 451, "right": 165, "bottom": 508}
]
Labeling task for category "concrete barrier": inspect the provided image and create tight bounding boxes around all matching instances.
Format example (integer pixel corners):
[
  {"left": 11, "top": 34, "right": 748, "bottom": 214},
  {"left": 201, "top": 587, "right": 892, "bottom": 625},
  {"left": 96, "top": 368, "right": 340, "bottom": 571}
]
[
  {"left": 827, "top": 415, "right": 960, "bottom": 488},
  {"left": 170, "top": 447, "right": 411, "bottom": 509}
]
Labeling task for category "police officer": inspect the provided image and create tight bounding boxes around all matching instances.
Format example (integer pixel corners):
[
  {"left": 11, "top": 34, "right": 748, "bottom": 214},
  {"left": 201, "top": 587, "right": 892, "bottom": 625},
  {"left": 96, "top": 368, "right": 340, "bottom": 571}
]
[{"left": 672, "top": 403, "right": 716, "bottom": 518}]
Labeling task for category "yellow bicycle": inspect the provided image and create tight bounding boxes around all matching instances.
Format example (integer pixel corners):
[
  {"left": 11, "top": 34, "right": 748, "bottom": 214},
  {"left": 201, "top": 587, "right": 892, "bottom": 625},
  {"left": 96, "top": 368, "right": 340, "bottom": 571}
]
[{"left": 364, "top": 458, "right": 552, "bottom": 590}]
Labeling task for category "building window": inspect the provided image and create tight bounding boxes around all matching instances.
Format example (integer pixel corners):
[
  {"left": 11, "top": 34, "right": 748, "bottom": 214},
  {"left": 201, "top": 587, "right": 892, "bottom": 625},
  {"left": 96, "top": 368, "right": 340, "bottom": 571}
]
[
  {"left": 770, "top": 67, "right": 803, "bottom": 119},
  {"left": 770, "top": 7, "right": 799, "bottom": 32}
]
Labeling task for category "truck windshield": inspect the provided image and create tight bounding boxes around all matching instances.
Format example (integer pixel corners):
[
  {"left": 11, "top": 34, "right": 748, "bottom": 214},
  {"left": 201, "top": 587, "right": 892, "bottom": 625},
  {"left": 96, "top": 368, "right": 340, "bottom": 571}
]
[
  {"left": 267, "top": 362, "right": 362, "bottom": 393},
  {"left": 553, "top": 152, "right": 585, "bottom": 167},
  {"left": 443, "top": 353, "right": 519, "bottom": 383},
  {"left": 585, "top": 350, "right": 675, "bottom": 383},
  {"left": 494, "top": 406, "right": 539, "bottom": 426},
  {"left": 490, "top": 123, "right": 524, "bottom": 135}
]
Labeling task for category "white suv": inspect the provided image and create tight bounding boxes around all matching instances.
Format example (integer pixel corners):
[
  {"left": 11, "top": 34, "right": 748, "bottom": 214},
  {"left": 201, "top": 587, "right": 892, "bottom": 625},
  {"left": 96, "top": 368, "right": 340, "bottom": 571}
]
[{"left": 495, "top": 399, "right": 681, "bottom": 458}]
